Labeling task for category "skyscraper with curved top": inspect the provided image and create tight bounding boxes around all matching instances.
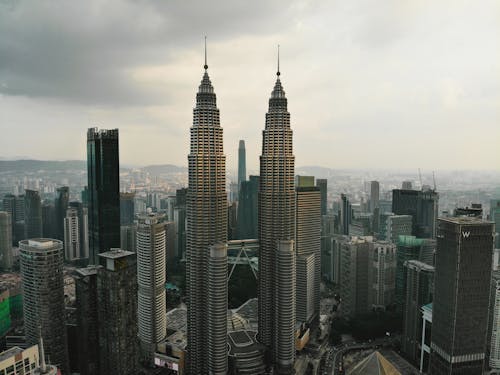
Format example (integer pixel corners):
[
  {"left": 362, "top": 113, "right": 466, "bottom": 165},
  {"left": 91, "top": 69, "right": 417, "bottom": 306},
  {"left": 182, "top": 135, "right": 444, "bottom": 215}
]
[
  {"left": 258, "top": 58, "right": 296, "bottom": 373},
  {"left": 186, "top": 45, "right": 228, "bottom": 374}
]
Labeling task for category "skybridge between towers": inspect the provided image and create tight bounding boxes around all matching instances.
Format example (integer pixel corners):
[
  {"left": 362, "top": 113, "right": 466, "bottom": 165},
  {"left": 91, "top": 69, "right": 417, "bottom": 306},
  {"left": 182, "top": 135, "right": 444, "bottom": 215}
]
[{"left": 227, "top": 239, "right": 259, "bottom": 281}]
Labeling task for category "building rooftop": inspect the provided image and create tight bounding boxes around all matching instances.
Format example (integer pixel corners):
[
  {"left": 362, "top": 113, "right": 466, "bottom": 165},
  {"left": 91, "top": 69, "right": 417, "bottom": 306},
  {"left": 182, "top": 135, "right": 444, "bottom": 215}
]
[
  {"left": 439, "top": 216, "right": 493, "bottom": 225},
  {"left": 404, "top": 260, "right": 435, "bottom": 272},
  {"left": 98, "top": 248, "right": 135, "bottom": 259},
  {"left": 74, "top": 266, "right": 100, "bottom": 277},
  {"left": 228, "top": 329, "right": 265, "bottom": 356},
  {"left": 19, "top": 239, "right": 62, "bottom": 250},
  {"left": 0, "top": 346, "right": 24, "bottom": 363}
]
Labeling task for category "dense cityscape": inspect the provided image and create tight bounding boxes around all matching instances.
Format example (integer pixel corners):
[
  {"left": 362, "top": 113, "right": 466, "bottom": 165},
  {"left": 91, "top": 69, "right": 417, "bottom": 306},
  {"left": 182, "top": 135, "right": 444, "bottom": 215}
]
[{"left": 1, "top": 2, "right": 499, "bottom": 375}]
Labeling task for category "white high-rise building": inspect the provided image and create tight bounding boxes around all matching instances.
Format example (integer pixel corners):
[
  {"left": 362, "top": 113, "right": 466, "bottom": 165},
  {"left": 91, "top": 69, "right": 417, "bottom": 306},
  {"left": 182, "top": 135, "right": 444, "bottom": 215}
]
[
  {"left": 136, "top": 213, "right": 167, "bottom": 363},
  {"left": 64, "top": 206, "right": 89, "bottom": 261}
]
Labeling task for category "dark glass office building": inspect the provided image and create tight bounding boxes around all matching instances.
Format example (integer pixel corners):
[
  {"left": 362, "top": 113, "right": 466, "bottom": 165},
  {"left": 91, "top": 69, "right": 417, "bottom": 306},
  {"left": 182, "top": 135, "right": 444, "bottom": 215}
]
[
  {"left": 316, "top": 179, "right": 327, "bottom": 216},
  {"left": 24, "top": 189, "right": 42, "bottom": 239},
  {"left": 236, "top": 175, "right": 259, "bottom": 239},
  {"left": 87, "top": 128, "right": 120, "bottom": 265},
  {"left": 429, "top": 217, "right": 494, "bottom": 374},
  {"left": 392, "top": 188, "right": 438, "bottom": 239},
  {"left": 55, "top": 186, "right": 69, "bottom": 240}
]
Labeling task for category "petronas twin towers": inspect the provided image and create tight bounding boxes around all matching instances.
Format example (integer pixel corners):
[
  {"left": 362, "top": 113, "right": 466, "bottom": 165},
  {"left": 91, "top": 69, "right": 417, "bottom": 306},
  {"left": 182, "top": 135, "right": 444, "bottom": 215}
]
[{"left": 186, "top": 45, "right": 296, "bottom": 374}]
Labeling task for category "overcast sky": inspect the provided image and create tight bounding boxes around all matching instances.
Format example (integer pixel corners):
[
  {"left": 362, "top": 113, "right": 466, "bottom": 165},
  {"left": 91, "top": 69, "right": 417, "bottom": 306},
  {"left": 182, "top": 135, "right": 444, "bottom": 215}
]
[{"left": 0, "top": 0, "right": 499, "bottom": 173}]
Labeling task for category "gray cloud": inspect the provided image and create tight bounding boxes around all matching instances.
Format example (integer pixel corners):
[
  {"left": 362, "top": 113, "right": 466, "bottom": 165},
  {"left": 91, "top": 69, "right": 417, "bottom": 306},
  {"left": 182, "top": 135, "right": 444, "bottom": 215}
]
[
  {"left": 0, "top": 0, "right": 498, "bottom": 171},
  {"left": 0, "top": 0, "right": 292, "bottom": 105}
]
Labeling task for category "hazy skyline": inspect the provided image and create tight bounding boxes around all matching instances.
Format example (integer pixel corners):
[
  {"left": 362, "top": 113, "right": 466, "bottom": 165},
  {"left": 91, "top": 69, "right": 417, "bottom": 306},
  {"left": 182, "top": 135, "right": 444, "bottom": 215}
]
[{"left": 1, "top": 0, "right": 499, "bottom": 172}]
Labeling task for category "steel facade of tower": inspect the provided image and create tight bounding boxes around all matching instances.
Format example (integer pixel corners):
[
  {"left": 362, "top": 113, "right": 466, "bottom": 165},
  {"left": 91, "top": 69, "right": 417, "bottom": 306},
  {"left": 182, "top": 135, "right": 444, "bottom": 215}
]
[
  {"left": 258, "top": 69, "right": 296, "bottom": 373},
  {"left": 430, "top": 217, "right": 494, "bottom": 374},
  {"left": 136, "top": 213, "right": 167, "bottom": 363},
  {"left": 186, "top": 61, "right": 228, "bottom": 374},
  {"left": 238, "top": 140, "right": 247, "bottom": 187},
  {"left": 87, "top": 128, "right": 120, "bottom": 265},
  {"left": 19, "top": 239, "right": 69, "bottom": 373}
]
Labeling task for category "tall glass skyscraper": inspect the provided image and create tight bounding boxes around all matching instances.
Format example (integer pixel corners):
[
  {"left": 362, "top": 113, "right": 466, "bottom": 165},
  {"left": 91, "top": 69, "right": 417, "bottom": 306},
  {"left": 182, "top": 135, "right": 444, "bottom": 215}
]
[
  {"left": 87, "top": 128, "right": 120, "bottom": 265},
  {"left": 430, "top": 217, "right": 493, "bottom": 374},
  {"left": 24, "top": 189, "right": 42, "bottom": 239},
  {"left": 238, "top": 139, "right": 246, "bottom": 187},
  {"left": 258, "top": 63, "right": 296, "bottom": 373},
  {"left": 186, "top": 53, "right": 228, "bottom": 374},
  {"left": 55, "top": 186, "right": 69, "bottom": 241}
]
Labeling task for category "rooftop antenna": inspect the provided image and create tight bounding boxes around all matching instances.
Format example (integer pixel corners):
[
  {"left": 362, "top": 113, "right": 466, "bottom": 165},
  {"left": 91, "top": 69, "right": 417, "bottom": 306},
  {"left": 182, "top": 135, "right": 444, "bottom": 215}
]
[
  {"left": 277, "top": 44, "right": 280, "bottom": 77},
  {"left": 418, "top": 168, "right": 423, "bottom": 190},
  {"left": 432, "top": 171, "right": 437, "bottom": 191},
  {"left": 204, "top": 36, "right": 208, "bottom": 70}
]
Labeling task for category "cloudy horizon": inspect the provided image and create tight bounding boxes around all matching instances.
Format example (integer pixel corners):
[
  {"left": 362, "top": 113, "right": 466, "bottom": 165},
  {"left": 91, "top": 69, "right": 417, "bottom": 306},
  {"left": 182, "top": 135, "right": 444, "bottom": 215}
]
[{"left": 1, "top": 0, "right": 499, "bottom": 172}]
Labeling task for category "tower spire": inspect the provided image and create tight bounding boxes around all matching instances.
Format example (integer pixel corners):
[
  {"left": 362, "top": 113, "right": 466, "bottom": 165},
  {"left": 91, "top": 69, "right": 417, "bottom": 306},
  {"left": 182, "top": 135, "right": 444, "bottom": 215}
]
[
  {"left": 277, "top": 44, "right": 280, "bottom": 77},
  {"left": 204, "top": 36, "right": 208, "bottom": 71},
  {"left": 39, "top": 327, "right": 47, "bottom": 372}
]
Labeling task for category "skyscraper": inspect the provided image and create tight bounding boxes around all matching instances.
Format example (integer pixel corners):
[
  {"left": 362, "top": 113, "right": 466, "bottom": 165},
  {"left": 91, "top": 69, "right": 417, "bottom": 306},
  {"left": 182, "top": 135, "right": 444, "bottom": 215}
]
[
  {"left": 429, "top": 217, "right": 494, "bottom": 374},
  {"left": 369, "top": 241, "right": 396, "bottom": 309},
  {"left": 41, "top": 202, "right": 56, "bottom": 239},
  {"left": 54, "top": 186, "right": 69, "bottom": 241},
  {"left": 24, "top": 190, "right": 42, "bottom": 239},
  {"left": 97, "top": 249, "right": 138, "bottom": 375},
  {"left": 338, "top": 236, "right": 372, "bottom": 317},
  {"left": 174, "top": 188, "right": 187, "bottom": 260},
  {"left": 316, "top": 178, "right": 327, "bottom": 216},
  {"left": 402, "top": 260, "right": 434, "bottom": 365},
  {"left": 64, "top": 205, "right": 89, "bottom": 261},
  {"left": 236, "top": 175, "right": 259, "bottom": 239},
  {"left": 370, "top": 181, "right": 380, "bottom": 213},
  {"left": 385, "top": 214, "right": 413, "bottom": 244},
  {"left": 69, "top": 201, "right": 89, "bottom": 260},
  {"left": 392, "top": 188, "right": 438, "bottom": 239},
  {"left": 0, "top": 211, "right": 13, "bottom": 270},
  {"left": 491, "top": 199, "right": 500, "bottom": 248},
  {"left": 19, "top": 239, "right": 69, "bottom": 373},
  {"left": 208, "top": 243, "right": 228, "bottom": 375},
  {"left": 258, "top": 60, "right": 296, "bottom": 373},
  {"left": 120, "top": 192, "right": 135, "bottom": 225},
  {"left": 87, "top": 127, "right": 120, "bottom": 265},
  {"left": 2, "top": 194, "right": 23, "bottom": 246},
  {"left": 238, "top": 140, "right": 247, "bottom": 187},
  {"left": 186, "top": 49, "right": 228, "bottom": 374},
  {"left": 74, "top": 266, "right": 100, "bottom": 375},
  {"left": 136, "top": 213, "right": 167, "bottom": 363},
  {"left": 295, "top": 179, "right": 321, "bottom": 324},
  {"left": 340, "top": 193, "right": 352, "bottom": 235}
]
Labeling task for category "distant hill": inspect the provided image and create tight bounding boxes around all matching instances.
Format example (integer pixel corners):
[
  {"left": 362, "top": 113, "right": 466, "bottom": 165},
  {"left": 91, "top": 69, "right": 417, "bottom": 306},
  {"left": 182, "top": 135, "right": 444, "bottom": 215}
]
[
  {"left": 141, "top": 164, "right": 187, "bottom": 175},
  {"left": 0, "top": 159, "right": 86, "bottom": 172}
]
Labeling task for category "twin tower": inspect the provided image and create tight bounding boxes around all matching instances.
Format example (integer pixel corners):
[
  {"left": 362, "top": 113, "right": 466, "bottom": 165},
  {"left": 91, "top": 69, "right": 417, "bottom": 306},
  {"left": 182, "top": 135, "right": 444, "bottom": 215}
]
[{"left": 186, "top": 48, "right": 296, "bottom": 374}]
